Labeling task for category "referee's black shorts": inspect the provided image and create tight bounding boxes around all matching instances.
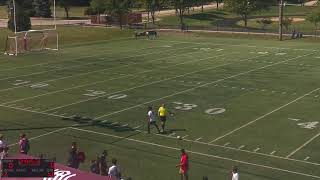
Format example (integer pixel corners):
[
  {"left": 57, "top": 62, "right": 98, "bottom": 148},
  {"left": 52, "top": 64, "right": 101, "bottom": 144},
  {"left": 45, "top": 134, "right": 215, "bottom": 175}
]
[{"left": 159, "top": 116, "right": 167, "bottom": 122}]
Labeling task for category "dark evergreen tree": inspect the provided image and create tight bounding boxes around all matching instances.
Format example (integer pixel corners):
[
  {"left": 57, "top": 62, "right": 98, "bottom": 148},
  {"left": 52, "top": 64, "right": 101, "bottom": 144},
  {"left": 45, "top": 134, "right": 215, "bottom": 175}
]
[
  {"left": 33, "top": 0, "right": 52, "bottom": 18},
  {"left": 8, "top": 0, "right": 31, "bottom": 32}
]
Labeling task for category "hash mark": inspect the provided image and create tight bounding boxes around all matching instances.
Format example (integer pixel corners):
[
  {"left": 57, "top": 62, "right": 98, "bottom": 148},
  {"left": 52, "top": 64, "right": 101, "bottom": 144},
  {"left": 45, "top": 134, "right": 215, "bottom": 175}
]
[
  {"left": 270, "top": 151, "right": 277, "bottom": 155},
  {"left": 254, "top": 148, "right": 260, "bottom": 152},
  {"left": 288, "top": 118, "right": 300, "bottom": 121},
  {"left": 224, "top": 142, "right": 230, "bottom": 146}
]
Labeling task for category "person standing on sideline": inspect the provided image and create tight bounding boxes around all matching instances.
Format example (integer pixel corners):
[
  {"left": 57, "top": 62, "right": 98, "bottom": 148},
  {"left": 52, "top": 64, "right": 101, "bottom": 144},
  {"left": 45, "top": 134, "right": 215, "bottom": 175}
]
[
  {"left": 99, "top": 150, "right": 108, "bottom": 176},
  {"left": 158, "top": 104, "right": 167, "bottom": 133},
  {"left": 67, "top": 142, "right": 80, "bottom": 169},
  {"left": 231, "top": 166, "right": 239, "bottom": 180},
  {"left": 176, "top": 149, "right": 189, "bottom": 180},
  {"left": 0, "top": 134, "right": 8, "bottom": 159},
  {"left": 108, "top": 158, "right": 121, "bottom": 180},
  {"left": 19, "top": 133, "right": 30, "bottom": 154},
  {"left": 147, "top": 106, "right": 161, "bottom": 134}
]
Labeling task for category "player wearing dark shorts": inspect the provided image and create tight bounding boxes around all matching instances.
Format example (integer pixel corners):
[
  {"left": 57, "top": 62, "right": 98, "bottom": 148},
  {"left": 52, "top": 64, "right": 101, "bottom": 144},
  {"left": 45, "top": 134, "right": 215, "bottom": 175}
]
[{"left": 158, "top": 104, "right": 167, "bottom": 133}]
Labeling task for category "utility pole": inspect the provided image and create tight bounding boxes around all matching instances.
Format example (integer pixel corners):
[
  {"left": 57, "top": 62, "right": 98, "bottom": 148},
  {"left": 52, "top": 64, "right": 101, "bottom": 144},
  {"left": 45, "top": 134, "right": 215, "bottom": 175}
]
[{"left": 279, "top": 0, "right": 284, "bottom": 41}]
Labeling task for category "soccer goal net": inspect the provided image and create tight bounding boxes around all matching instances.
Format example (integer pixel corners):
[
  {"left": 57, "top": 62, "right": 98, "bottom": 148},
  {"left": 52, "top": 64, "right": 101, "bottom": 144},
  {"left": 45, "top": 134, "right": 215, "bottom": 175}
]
[{"left": 4, "top": 30, "right": 58, "bottom": 56}]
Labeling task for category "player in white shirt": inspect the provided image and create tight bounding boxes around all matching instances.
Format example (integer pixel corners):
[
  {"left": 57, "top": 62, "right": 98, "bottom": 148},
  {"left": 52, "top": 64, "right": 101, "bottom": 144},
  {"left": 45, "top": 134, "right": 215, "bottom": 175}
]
[
  {"left": 147, "top": 106, "right": 161, "bottom": 134},
  {"left": 108, "top": 158, "right": 121, "bottom": 180},
  {"left": 0, "top": 134, "right": 6, "bottom": 149},
  {"left": 231, "top": 166, "right": 239, "bottom": 180}
]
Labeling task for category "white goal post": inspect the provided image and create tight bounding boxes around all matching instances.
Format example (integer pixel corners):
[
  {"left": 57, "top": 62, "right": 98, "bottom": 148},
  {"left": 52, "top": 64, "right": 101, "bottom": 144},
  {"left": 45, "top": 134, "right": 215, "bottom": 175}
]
[
  {"left": 4, "top": 0, "right": 58, "bottom": 56},
  {"left": 4, "top": 30, "right": 59, "bottom": 56}
]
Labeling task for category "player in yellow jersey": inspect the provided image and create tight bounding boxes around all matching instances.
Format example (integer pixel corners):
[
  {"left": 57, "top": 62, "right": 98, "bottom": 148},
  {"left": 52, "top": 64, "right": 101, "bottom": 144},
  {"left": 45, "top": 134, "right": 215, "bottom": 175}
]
[{"left": 158, "top": 104, "right": 167, "bottom": 133}]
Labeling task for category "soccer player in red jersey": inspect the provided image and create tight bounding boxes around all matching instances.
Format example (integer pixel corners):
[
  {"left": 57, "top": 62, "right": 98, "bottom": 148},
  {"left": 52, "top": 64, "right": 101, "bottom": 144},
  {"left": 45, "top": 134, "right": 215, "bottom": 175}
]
[{"left": 176, "top": 149, "right": 189, "bottom": 180}]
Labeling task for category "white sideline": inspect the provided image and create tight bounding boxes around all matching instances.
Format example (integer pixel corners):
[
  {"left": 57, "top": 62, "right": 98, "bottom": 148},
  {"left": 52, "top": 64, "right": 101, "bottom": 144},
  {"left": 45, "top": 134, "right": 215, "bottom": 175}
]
[
  {"left": 2, "top": 102, "right": 319, "bottom": 167},
  {"left": 44, "top": 54, "right": 265, "bottom": 113},
  {"left": 2, "top": 51, "right": 230, "bottom": 104},
  {"left": 70, "top": 127, "right": 320, "bottom": 179},
  {"left": 0, "top": 42, "right": 195, "bottom": 81},
  {"left": 286, "top": 132, "right": 320, "bottom": 158},
  {"left": 153, "top": 39, "right": 319, "bottom": 52},
  {"left": 210, "top": 87, "right": 320, "bottom": 143},
  {"left": 93, "top": 52, "right": 315, "bottom": 120}
]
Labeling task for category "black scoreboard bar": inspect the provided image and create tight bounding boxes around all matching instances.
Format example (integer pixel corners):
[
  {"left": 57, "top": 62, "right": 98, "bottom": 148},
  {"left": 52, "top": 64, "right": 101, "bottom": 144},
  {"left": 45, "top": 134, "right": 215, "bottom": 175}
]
[{"left": 1, "top": 159, "right": 55, "bottom": 177}]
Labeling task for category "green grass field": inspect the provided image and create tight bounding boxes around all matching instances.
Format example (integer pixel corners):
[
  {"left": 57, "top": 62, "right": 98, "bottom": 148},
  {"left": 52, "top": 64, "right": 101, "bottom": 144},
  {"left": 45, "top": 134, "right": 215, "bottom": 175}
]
[{"left": 0, "top": 29, "right": 319, "bottom": 180}]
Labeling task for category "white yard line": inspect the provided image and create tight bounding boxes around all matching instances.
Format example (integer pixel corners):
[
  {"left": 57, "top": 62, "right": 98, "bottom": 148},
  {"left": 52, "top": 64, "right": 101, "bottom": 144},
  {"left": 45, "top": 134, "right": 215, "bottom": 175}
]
[
  {"left": 70, "top": 127, "right": 320, "bottom": 179},
  {"left": 2, "top": 51, "right": 229, "bottom": 104},
  {"left": 93, "top": 52, "right": 315, "bottom": 120},
  {"left": 44, "top": 53, "right": 252, "bottom": 113},
  {"left": 0, "top": 42, "right": 195, "bottom": 82},
  {"left": 210, "top": 86, "right": 320, "bottom": 143},
  {"left": 286, "top": 132, "right": 320, "bottom": 158}
]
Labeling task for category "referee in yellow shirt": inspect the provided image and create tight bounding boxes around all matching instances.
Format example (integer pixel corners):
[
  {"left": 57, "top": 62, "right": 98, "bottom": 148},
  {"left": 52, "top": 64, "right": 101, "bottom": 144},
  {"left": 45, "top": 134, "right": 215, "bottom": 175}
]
[{"left": 158, "top": 104, "right": 167, "bottom": 133}]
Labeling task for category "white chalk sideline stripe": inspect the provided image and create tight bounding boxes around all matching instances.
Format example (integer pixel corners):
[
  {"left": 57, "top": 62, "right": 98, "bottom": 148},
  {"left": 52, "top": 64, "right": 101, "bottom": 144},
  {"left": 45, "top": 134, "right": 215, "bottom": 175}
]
[{"left": 70, "top": 127, "right": 320, "bottom": 179}]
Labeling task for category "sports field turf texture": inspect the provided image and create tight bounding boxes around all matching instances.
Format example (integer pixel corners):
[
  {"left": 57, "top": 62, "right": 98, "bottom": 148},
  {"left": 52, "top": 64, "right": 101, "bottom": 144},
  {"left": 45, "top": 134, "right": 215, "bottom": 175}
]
[{"left": 0, "top": 31, "right": 319, "bottom": 180}]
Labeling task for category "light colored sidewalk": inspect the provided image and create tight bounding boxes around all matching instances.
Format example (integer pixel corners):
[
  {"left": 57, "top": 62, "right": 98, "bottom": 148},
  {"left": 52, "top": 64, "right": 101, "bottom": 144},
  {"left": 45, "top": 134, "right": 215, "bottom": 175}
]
[{"left": 142, "top": 3, "right": 223, "bottom": 18}]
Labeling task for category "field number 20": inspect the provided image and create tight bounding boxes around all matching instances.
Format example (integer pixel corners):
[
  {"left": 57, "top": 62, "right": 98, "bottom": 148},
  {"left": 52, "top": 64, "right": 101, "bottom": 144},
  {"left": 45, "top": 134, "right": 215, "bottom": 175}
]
[{"left": 173, "top": 102, "right": 225, "bottom": 115}]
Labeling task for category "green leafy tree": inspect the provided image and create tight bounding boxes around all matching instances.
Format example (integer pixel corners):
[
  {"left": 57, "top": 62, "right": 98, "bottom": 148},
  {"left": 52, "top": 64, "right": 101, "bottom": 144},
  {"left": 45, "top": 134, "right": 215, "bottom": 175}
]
[
  {"left": 89, "top": 0, "right": 107, "bottom": 16},
  {"left": 306, "top": 9, "right": 320, "bottom": 36},
  {"left": 7, "top": 0, "right": 31, "bottom": 32},
  {"left": 106, "top": 0, "right": 130, "bottom": 29},
  {"left": 59, "top": 0, "right": 72, "bottom": 19},
  {"left": 224, "top": 0, "right": 274, "bottom": 27},
  {"left": 33, "top": 0, "right": 52, "bottom": 18},
  {"left": 217, "top": 0, "right": 223, "bottom": 10},
  {"left": 173, "top": 0, "right": 189, "bottom": 30}
]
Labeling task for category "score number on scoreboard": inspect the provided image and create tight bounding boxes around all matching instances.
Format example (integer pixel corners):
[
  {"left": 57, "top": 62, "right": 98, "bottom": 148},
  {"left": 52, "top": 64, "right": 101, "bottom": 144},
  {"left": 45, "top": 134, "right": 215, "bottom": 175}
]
[{"left": 1, "top": 159, "right": 55, "bottom": 177}]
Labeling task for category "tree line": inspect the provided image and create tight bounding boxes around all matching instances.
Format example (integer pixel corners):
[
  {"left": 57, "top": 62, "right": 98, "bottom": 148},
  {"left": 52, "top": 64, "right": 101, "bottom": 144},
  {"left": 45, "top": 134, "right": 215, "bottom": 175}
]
[{"left": 5, "top": 0, "right": 320, "bottom": 37}]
